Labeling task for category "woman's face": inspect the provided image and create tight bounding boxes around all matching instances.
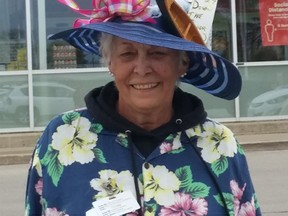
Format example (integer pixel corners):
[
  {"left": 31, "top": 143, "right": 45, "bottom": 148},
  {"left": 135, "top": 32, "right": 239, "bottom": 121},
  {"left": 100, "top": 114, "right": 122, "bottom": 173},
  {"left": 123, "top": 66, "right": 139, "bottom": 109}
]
[{"left": 108, "top": 37, "right": 188, "bottom": 113}]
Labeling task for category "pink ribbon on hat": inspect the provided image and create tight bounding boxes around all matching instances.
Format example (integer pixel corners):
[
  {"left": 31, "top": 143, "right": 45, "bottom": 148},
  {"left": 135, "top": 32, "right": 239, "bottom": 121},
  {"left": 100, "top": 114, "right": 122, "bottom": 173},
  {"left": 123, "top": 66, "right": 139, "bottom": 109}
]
[{"left": 58, "top": 0, "right": 154, "bottom": 28}]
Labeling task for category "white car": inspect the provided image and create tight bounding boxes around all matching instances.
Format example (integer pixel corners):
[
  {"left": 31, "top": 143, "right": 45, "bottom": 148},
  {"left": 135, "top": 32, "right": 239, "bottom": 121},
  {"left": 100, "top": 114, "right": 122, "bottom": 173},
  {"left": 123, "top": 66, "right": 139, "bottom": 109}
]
[
  {"left": 0, "top": 86, "right": 13, "bottom": 117},
  {"left": 2, "top": 82, "right": 76, "bottom": 124},
  {"left": 247, "top": 86, "right": 288, "bottom": 116}
]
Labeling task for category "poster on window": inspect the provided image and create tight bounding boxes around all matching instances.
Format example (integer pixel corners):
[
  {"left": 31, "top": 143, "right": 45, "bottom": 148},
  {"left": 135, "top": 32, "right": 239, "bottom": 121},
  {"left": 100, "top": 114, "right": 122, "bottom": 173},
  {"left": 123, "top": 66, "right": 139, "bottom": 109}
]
[
  {"left": 259, "top": 0, "right": 288, "bottom": 46},
  {"left": 187, "top": 0, "right": 219, "bottom": 49}
]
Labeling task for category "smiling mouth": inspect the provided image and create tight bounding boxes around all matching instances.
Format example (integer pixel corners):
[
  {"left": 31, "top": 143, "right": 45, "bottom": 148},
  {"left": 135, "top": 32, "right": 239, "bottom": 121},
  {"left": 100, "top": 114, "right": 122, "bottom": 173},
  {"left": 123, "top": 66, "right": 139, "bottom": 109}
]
[{"left": 132, "top": 83, "right": 159, "bottom": 90}]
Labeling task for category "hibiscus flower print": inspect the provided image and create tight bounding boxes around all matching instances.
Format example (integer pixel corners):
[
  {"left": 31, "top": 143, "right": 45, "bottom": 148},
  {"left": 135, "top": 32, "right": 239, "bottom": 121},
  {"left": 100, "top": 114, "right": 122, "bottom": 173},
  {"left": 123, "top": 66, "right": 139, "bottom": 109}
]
[
  {"left": 90, "top": 169, "right": 135, "bottom": 199},
  {"left": 35, "top": 178, "right": 43, "bottom": 196},
  {"left": 40, "top": 113, "right": 106, "bottom": 187},
  {"left": 214, "top": 180, "right": 258, "bottom": 216},
  {"left": 230, "top": 180, "right": 256, "bottom": 216},
  {"left": 237, "top": 197, "right": 256, "bottom": 216},
  {"left": 160, "top": 142, "right": 173, "bottom": 153},
  {"left": 159, "top": 192, "right": 208, "bottom": 216},
  {"left": 51, "top": 116, "right": 98, "bottom": 165},
  {"left": 195, "top": 121, "right": 237, "bottom": 163},
  {"left": 32, "top": 148, "right": 42, "bottom": 177},
  {"left": 143, "top": 164, "right": 181, "bottom": 206},
  {"left": 44, "top": 207, "right": 69, "bottom": 216},
  {"left": 159, "top": 133, "right": 182, "bottom": 154}
]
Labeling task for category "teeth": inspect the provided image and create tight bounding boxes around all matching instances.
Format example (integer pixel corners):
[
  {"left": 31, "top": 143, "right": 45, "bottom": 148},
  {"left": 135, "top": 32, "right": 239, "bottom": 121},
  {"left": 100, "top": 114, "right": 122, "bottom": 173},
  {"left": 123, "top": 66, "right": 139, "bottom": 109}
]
[{"left": 133, "top": 83, "right": 158, "bottom": 90}]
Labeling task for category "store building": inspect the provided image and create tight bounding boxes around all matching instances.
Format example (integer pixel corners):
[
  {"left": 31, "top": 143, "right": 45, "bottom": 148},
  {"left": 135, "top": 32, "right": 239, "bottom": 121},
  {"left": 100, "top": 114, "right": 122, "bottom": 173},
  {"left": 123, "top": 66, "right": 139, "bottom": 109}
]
[{"left": 1, "top": 0, "right": 288, "bottom": 133}]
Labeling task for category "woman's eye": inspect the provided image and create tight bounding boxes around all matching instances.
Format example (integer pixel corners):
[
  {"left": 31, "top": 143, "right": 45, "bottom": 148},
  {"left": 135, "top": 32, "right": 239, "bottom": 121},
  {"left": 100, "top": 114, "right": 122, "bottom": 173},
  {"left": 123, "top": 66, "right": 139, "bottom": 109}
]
[
  {"left": 118, "top": 52, "right": 135, "bottom": 61},
  {"left": 151, "top": 51, "right": 166, "bottom": 57},
  {"left": 120, "top": 52, "right": 134, "bottom": 57}
]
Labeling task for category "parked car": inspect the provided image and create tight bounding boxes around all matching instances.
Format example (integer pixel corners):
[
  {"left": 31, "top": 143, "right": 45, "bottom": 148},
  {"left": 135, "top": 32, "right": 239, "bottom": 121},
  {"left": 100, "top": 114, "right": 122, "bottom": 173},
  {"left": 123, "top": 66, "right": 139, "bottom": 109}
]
[
  {"left": 0, "top": 85, "right": 13, "bottom": 118},
  {"left": 247, "top": 86, "right": 288, "bottom": 116},
  {"left": 2, "top": 82, "right": 76, "bottom": 124}
]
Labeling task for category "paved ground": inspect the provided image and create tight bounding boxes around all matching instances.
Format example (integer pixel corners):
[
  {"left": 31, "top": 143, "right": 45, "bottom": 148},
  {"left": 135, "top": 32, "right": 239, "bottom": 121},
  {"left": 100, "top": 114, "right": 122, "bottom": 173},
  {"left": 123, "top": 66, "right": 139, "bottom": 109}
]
[
  {"left": 0, "top": 150, "right": 287, "bottom": 216},
  {"left": 0, "top": 163, "right": 28, "bottom": 216},
  {"left": 246, "top": 150, "right": 288, "bottom": 215}
]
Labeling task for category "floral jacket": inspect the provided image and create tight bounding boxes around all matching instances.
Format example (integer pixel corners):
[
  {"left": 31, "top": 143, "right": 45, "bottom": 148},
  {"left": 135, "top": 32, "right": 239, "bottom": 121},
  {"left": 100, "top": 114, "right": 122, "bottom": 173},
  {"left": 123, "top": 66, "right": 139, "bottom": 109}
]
[{"left": 25, "top": 82, "right": 261, "bottom": 216}]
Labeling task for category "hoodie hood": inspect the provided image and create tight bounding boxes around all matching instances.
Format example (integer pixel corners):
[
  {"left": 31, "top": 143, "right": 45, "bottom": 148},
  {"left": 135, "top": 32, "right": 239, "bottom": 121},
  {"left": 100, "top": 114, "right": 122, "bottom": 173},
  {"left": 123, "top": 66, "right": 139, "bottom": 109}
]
[
  {"left": 85, "top": 81, "right": 207, "bottom": 136},
  {"left": 85, "top": 81, "right": 207, "bottom": 157}
]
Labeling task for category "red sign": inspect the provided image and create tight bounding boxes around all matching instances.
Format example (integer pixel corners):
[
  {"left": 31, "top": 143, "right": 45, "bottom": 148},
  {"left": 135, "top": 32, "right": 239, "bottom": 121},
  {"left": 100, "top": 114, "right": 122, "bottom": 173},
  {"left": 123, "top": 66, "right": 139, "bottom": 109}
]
[{"left": 259, "top": 0, "right": 288, "bottom": 46}]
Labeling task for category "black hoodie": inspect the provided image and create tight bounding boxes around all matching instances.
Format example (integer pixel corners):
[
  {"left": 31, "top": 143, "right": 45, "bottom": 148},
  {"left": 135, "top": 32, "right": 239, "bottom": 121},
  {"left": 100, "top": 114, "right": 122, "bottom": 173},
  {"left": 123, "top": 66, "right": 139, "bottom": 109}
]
[{"left": 85, "top": 81, "right": 207, "bottom": 157}]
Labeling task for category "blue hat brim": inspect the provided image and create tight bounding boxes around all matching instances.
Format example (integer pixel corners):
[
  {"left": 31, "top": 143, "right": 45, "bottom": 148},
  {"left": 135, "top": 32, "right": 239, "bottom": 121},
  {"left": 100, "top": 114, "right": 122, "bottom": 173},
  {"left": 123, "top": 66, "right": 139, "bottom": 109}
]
[{"left": 48, "top": 20, "right": 241, "bottom": 100}]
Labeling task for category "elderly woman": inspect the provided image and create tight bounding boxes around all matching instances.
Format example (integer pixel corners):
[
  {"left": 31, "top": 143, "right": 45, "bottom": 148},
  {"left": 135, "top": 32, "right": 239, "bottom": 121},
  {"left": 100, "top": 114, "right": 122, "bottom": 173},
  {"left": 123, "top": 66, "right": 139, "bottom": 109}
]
[{"left": 25, "top": 0, "right": 261, "bottom": 216}]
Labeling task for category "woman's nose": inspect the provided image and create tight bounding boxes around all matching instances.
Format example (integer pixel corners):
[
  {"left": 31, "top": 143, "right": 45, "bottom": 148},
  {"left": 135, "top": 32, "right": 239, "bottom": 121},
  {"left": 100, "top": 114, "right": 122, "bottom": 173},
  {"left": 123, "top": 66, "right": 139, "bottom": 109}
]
[{"left": 133, "top": 54, "right": 152, "bottom": 76}]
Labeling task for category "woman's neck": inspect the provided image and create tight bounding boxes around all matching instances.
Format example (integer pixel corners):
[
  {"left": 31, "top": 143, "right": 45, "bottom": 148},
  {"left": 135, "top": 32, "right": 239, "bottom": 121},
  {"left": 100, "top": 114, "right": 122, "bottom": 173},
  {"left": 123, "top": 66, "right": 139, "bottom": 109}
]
[{"left": 117, "top": 103, "right": 174, "bottom": 131}]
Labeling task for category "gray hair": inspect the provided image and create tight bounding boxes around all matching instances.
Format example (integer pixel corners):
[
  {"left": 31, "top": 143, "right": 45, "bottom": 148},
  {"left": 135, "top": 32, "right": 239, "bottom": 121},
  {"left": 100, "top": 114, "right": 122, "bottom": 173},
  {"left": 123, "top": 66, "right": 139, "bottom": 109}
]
[{"left": 99, "top": 33, "right": 114, "bottom": 66}]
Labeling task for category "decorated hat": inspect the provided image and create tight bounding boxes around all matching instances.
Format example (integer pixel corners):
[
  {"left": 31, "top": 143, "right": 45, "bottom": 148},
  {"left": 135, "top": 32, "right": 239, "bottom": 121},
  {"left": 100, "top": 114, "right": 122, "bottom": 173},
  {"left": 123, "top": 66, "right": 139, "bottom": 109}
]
[{"left": 49, "top": 0, "right": 241, "bottom": 100}]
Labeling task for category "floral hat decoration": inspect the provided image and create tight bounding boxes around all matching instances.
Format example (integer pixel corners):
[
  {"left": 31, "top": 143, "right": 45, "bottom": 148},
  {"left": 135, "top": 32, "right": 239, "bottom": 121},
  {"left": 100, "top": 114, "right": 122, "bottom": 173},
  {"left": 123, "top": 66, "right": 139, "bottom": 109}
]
[{"left": 49, "top": 0, "right": 242, "bottom": 100}]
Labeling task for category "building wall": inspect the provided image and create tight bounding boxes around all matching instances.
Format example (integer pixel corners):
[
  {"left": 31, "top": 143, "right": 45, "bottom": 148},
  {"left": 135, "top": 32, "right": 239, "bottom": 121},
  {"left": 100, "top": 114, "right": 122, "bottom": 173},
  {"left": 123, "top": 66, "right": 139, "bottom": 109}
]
[{"left": 1, "top": 0, "right": 288, "bottom": 132}]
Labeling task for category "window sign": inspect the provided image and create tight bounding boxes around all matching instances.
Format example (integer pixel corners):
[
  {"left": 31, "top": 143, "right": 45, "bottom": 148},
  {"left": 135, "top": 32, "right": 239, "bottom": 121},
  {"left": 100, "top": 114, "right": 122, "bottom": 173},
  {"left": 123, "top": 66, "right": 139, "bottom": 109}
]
[
  {"left": 259, "top": 0, "right": 288, "bottom": 46},
  {"left": 187, "top": 0, "right": 219, "bottom": 48}
]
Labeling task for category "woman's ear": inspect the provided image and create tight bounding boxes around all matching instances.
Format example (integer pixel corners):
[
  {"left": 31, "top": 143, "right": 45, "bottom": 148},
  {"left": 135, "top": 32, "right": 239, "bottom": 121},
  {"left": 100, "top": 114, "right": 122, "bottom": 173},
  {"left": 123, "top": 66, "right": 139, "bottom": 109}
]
[
  {"left": 178, "top": 54, "right": 189, "bottom": 78},
  {"left": 182, "top": 59, "right": 189, "bottom": 67},
  {"left": 182, "top": 53, "right": 190, "bottom": 66},
  {"left": 107, "top": 59, "right": 112, "bottom": 70},
  {"left": 107, "top": 61, "right": 115, "bottom": 77},
  {"left": 181, "top": 57, "right": 189, "bottom": 73}
]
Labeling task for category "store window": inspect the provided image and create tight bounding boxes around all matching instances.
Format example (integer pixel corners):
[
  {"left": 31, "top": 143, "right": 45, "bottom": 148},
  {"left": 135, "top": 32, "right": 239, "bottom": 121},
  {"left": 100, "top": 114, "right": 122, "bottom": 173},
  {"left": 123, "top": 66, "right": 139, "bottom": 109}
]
[
  {"left": 30, "top": 0, "right": 238, "bottom": 120},
  {"left": 237, "top": 0, "right": 288, "bottom": 117},
  {"left": 236, "top": 0, "right": 288, "bottom": 62},
  {"left": 0, "top": 0, "right": 27, "bottom": 71},
  {"left": 33, "top": 72, "right": 112, "bottom": 127},
  {"left": 212, "top": 0, "right": 233, "bottom": 61},
  {"left": 30, "top": 0, "right": 103, "bottom": 70},
  {"left": 239, "top": 65, "right": 288, "bottom": 117},
  {"left": 0, "top": 76, "right": 29, "bottom": 129}
]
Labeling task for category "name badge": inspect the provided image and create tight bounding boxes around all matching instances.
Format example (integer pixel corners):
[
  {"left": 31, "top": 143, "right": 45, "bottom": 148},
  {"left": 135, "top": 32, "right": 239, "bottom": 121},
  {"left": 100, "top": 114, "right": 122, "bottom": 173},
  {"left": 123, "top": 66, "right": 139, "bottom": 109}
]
[{"left": 86, "top": 191, "right": 140, "bottom": 216}]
